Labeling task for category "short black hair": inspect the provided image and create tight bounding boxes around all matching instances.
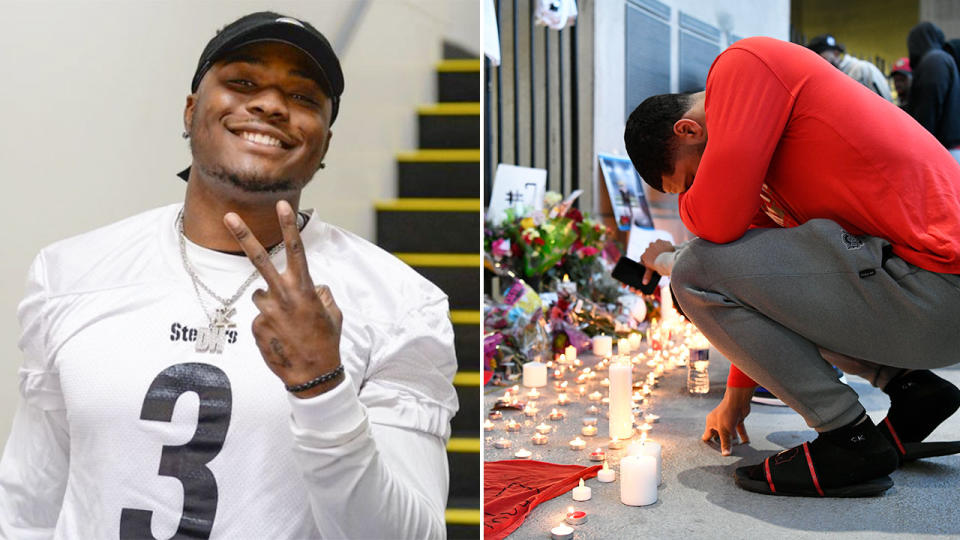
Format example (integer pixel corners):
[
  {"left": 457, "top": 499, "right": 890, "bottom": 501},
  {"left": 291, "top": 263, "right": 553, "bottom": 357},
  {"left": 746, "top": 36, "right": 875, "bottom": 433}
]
[{"left": 624, "top": 93, "right": 692, "bottom": 193}]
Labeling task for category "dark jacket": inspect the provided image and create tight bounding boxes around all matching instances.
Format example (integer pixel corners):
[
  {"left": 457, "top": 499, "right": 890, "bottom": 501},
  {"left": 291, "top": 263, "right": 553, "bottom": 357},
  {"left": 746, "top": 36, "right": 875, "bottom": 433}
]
[{"left": 907, "top": 22, "right": 960, "bottom": 148}]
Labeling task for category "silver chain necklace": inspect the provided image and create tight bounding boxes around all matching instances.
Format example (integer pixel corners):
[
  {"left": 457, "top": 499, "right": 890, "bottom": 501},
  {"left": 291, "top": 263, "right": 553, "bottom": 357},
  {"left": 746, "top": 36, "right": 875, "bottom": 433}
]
[{"left": 176, "top": 209, "right": 304, "bottom": 353}]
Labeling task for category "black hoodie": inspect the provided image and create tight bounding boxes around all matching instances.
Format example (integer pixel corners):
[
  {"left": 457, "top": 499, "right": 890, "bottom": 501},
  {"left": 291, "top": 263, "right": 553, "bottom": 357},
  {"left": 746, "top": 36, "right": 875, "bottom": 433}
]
[{"left": 906, "top": 22, "right": 960, "bottom": 148}]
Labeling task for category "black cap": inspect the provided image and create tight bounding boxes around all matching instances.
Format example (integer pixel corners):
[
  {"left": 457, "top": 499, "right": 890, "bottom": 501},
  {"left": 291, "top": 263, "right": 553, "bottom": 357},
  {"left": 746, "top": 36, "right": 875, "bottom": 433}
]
[
  {"left": 191, "top": 11, "right": 343, "bottom": 121},
  {"left": 807, "top": 34, "right": 845, "bottom": 55},
  {"left": 179, "top": 11, "right": 344, "bottom": 181}
]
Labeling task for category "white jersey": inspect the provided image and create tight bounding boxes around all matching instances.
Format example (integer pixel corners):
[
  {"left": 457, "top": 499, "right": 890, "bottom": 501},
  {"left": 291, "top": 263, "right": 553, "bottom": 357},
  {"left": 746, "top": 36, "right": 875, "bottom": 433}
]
[{"left": 0, "top": 204, "right": 459, "bottom": 539}]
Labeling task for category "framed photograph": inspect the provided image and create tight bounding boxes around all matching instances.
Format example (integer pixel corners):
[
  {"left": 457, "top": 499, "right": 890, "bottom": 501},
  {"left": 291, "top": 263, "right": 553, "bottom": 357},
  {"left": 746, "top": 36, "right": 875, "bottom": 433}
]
[{"left": 598, "top": 153, "right": 653, "bottom": 231}]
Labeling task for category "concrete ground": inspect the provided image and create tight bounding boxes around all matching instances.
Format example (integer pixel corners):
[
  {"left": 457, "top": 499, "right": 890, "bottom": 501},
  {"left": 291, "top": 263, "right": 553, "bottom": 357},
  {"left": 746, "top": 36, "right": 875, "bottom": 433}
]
[{"left": 484, "top": 350, "right": 960, "bottom": 539}]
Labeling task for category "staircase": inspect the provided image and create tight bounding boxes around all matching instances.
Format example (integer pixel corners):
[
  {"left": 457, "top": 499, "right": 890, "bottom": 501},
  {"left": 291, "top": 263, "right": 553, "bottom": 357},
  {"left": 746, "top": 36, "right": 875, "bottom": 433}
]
[{"left": 375, "top": 50, "right": 481, "bottom": 540}]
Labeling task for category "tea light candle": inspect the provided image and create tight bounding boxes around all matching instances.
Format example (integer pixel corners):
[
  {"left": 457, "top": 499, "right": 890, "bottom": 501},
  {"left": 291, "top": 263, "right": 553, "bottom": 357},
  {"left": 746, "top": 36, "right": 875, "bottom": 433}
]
[
  {"left": 643, "top": 413, "right": 660, "bottom": 424},
  {"left": 600, "top": 378, "right": 610, "bottom": 387},
  {"left": 601, "top": 397, "right": 610, "bottom": 406},
  {"left": 532, "top": 433, "right": 549, "bottom": 445},
  {"left": 569, "top": 437, "right": 586, "bottom": 450},
  {"left": 483, "top": 419, "right": 495, "bottom": 432},
  {"left": 581, "top": 425, "right": 598, "bottom": 436},
  {"left": 578, "top": 386, "right": 588, "bottom": 396},
  {"left": 548, "top": 408, "right": 567, "bottom": 421},
  {"left": 556, "top": 353, "right": 568, "bottom": 365},
  {"left": 586, "top": 405, "right": 599, "bottom": 415},
  {"left": 638, "top": 422, "right": 653, "bottom": 434},
  {"left": 597, "top": 461, "right": 616, "bottom": 483},
  {"left": 608, "top": 437, "right": 625, "bottom": 450},
  {"left": 564, "top": 507, "right": 587, "bottom": 525},
  {"left": 592, "top": 335, "right": 613, "bottom": 357},
  {"left": 556, "top": 393, "right": 570, "bottom": 406},
  {"left": 526, "top": 388, "right": 541, "bottom": 400},
  {"left": 494, "top": 438, "right": 512, "bottom": 449},
  {"left": 522, "top": 361, "right": 547, "bottom": 388},
  {"left": 550, "top": 524, "right": 574, "bottom": 540},
  {"left": 582, "top": 417, "right": 598, "bottom": 426},
  {"left": 523, "top": 404, "right": 539, "bottom": 417},
  {"left": 552, "top": 369, "right": 564, "bottom": 380},
  {"left": 535, "top": 422, "right": 553, "bottom": 434},
  {"left": 572, "top": 359, "right": 583, "bottom": 368},
  {"left": 620, "top": 454, "right": 657, "bottom": 506},
  {"left": 488, "top": 410, "right": 503, "bottom": 420},
  {"left": 514, "top": 448, "right": 532, "bottom": 459},
  {"left": 505, "top": 419, "right": 521, "bottom": 432},
  {"left": 618, "top": 337, "right": 632, "bottom": 355},
  {"left": 572, "top": 478, "right": 592, "bottom": 501},
  {"left": 589, "top": 448, "right": 606, "bottom": 462},
  {"left": 588, "top": 391, "right": 603, "bottom": 402},
  {"left": 564, "top": 345, "right": 577, "bottom": 362}
]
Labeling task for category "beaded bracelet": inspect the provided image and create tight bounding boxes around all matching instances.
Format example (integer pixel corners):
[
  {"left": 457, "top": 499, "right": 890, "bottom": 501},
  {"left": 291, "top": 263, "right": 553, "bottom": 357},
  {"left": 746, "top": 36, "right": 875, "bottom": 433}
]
[{"left": 285, "top": 364, "right": 345, "bottom": 393}]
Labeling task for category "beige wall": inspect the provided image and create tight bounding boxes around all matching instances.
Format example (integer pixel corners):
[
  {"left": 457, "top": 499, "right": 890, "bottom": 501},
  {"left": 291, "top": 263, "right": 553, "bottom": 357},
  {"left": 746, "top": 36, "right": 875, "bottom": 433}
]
[{"left": 0, "top": 0, "right": 478, "bottom": 445}]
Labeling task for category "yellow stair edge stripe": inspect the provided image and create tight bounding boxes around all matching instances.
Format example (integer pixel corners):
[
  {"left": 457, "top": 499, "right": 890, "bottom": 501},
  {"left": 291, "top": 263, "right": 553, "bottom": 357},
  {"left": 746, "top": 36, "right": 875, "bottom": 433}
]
[
  {"left": 395, "top": 253, "right": 482, "bottom": 267},
  {"left": 453, "top": 371, "right": 482, "bottom": 386},
  {"left": 396, "top": 149, "right": 481, "bottom": 162},
  {"left": 417, "top": 102, "right": 481, "bottom": 115},
  {"left": 450, "top": 310, "right": 481, "bottom": 324},
  {"left": 447, "top": 437, "right": 481, "bottom": 453},
  {"left": 445, "top": 508, "right": 482, "bottom": 525},
  {"left": 375, "top": 198, "right": 482, "bottom": 212},
  {"left": 437, "top": 59, "right": 482, "bottom": 72}
]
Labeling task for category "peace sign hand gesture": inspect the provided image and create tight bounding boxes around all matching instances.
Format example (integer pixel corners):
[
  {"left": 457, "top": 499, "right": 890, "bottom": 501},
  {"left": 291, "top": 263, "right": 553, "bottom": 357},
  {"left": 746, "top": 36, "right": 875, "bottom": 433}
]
[{"left": 223, "top": 200, "right": 344, "bottom": 398}]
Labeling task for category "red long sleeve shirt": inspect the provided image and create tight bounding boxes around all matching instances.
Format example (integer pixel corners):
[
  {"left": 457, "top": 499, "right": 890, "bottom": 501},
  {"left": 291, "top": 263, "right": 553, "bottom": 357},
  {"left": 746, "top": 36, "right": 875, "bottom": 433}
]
[{"left": 678, "top": 38, "right": 960, "bottom": 387}]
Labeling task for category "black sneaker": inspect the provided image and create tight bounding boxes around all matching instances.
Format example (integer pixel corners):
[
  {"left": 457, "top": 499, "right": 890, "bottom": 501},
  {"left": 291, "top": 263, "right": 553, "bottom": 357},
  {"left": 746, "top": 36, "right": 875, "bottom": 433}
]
[{"left": 752, "top": 386, "right": 788, "bottom": 407}]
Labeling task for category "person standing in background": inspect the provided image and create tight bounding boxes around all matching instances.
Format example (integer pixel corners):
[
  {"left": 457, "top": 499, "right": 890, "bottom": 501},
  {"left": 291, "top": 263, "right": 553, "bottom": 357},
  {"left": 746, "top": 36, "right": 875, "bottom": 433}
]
[
  {"left": 808, "top": 34, "right": 893, "bottom": 102},
  {"left": 890, "top": 57, "right": 912, "bottom": 109},
  {"left": 906, "top": 21, "right": 960, "bottom": 160}
]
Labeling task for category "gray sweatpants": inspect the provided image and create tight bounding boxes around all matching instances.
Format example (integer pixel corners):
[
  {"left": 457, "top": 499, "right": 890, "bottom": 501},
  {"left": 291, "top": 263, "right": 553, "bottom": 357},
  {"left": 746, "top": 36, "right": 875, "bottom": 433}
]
[{"left": 671, "top": 219, "right": 960, "bottom": 432}]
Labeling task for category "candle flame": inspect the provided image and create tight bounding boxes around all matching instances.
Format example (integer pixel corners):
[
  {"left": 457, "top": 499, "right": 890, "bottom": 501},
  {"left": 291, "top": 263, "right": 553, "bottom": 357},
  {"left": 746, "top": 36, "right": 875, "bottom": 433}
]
[
  {"left": 568, "top": 506, "right": 574, "bottom": 513},
  {"left": 578, "top": 478, "right": 584, "bottom": 487},
  {"left": 602, "top": 460, "right": 609, "bottom": 470},
  {"left": 640, "top": 432, "right": 648, "bottom": 442},
  {"left": 563, "top": 274, "right": 570, "bottom": 282}
]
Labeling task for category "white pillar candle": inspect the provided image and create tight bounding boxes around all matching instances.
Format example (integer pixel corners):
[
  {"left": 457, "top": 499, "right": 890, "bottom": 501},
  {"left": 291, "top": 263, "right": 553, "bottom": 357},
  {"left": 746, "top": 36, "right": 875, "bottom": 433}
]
[
  {"left": 628, "top": 332, "right": 643, "bottom": 350},
  {"left": 618, "top": 337, "right": 632, "bottom": 355},
  {"left": 620, "top": 455, "right": 657, "bottom": 506},
  {"left": 597, "top": 461, "right": 616, "bottom": 482},
  {"left": 660, "top": 282, "right": 678, "bottom": 323},
  {"left": 572, "top": 478, "right": 592, "bottom": 501},
  {"left": 608, "top": 360, "right": 634, "bottom": 440},
  {"left": 522, "top": 361, "right": 547, "bottom": 388},
  {"left": 628, "top": 439, "right": 663, "bottom": 486},
  {"left": 592, "top": 335, "right": 613, "bottom": 357},
  {"left": 564, "top": 345, "right": 577, "bottom": 362}
]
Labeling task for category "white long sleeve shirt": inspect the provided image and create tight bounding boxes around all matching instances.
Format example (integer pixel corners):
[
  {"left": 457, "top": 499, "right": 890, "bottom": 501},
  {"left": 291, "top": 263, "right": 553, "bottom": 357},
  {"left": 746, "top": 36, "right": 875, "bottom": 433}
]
[{"left": 0, "top": 204, "right": 459, "bottom": 539}]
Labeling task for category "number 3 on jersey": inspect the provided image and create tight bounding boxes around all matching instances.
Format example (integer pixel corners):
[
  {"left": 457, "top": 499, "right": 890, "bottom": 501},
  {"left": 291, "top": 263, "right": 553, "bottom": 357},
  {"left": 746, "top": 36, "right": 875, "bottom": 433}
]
[{"left": 120, "top": 363, "right": 232, "bottom": 539}]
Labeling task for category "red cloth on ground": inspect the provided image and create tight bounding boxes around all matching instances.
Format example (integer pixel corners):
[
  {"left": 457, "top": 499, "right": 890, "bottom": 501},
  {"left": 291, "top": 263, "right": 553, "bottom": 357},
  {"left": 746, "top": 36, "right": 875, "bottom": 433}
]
[{"left": 484, "top": 460, "right": 601, "bottom": 540}]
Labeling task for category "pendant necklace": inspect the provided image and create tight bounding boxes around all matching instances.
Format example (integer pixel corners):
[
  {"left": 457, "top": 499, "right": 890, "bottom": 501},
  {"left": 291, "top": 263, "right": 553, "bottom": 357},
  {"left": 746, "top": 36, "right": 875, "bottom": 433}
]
[{"left": 176, "top": 209, "right": 303, "bottom": 353}]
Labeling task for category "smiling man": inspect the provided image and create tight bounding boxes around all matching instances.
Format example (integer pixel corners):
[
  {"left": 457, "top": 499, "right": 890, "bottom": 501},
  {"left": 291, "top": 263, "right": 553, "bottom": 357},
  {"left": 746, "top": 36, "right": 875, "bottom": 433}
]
[
  {"left": 0, "top": 12, "right": 457, "bottom": 538},
  {"left": 625, "top": 37, "right": 960, "bottom": 498}
]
